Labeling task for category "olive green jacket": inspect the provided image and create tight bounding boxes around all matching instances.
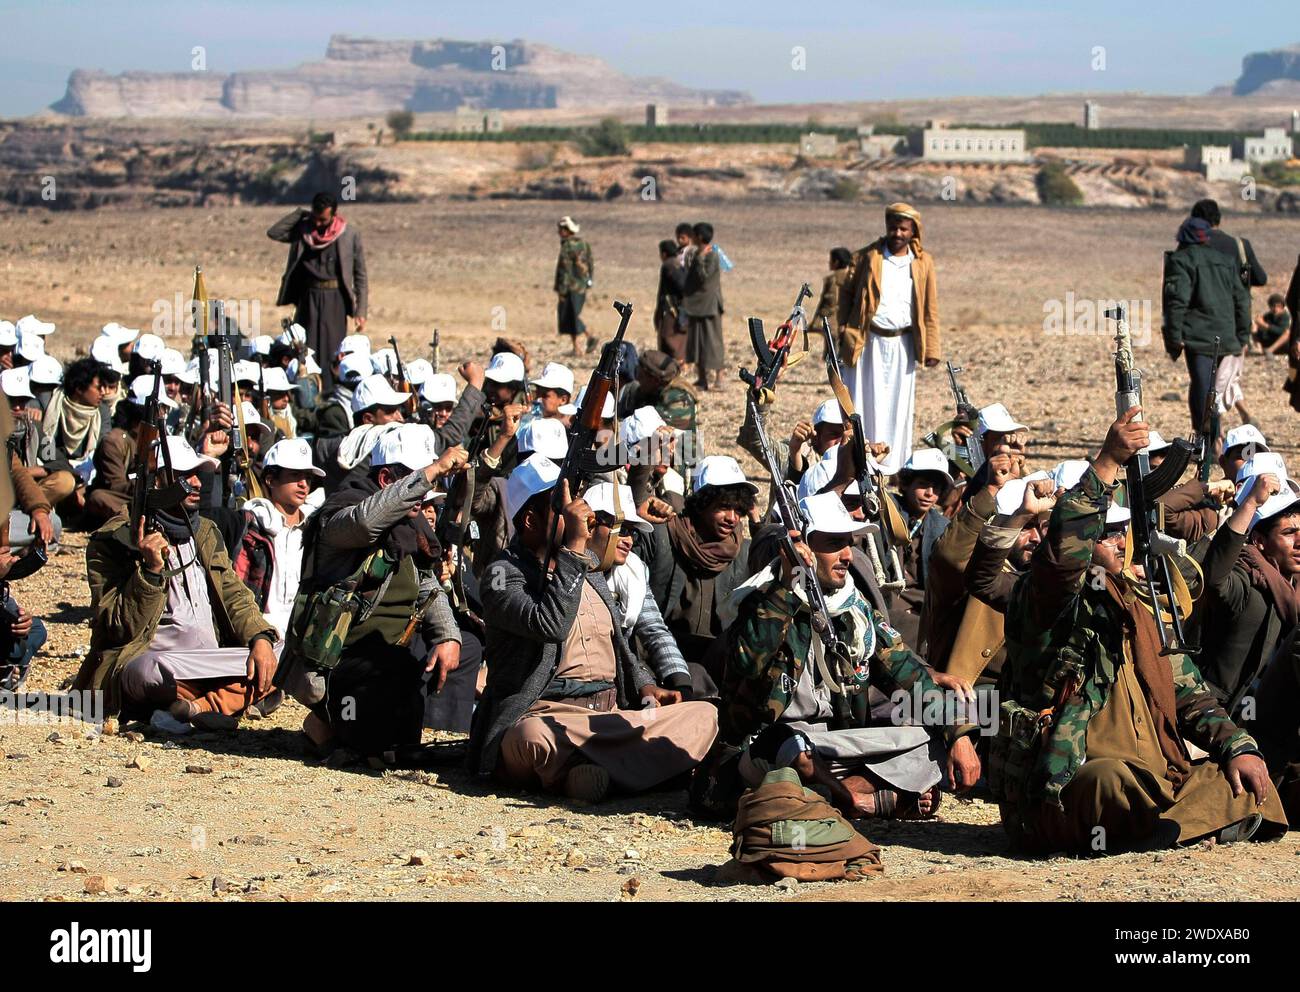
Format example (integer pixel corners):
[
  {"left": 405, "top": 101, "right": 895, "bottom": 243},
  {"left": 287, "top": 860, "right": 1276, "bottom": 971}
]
[{"left": 74, "top": 513, "right": 277, "bottom": 715}]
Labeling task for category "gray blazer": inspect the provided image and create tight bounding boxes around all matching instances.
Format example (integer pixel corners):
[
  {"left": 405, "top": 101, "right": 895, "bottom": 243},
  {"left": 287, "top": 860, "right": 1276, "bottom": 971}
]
[
  {"left": 267, "top": 208, "right": 369, "bottom": 318},
  {"left": 682, "top": 247, "right": 723, "bottom": 318},
  {"left": 469, "top": 542, "right": 657, "bottom": 777}
]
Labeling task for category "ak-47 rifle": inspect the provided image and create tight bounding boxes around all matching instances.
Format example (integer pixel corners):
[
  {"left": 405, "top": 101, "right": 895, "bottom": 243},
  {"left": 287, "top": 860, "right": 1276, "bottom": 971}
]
[
  {"left": 818, "top": 316, "right": 908, "bottom": 593},
  {"left": 388, "top": 335, "right": 418, "bottom": 417},
  {"left": 540, "top": 300, "right": 634, "bottom": 587},
  {"left": 430, "top": 328, "right": 441, "bottom": 375},
  {"left": 922, "top": 361, "right": 984, "bottom": 478},
  {"left": 741, "top": 317, "right": 868, "bottom": 695},
  {"left": 743, "top": 283, "right": 813, "bottom": 402},
  {"left": 208, "top": 304, "right": 263, "bottom": 504},
  {"left": 1196, "top": 336, "right": 1223, "bottom": 483},
  {"left": 128, "top": 360, "right": 193, "bottom": 541},
  {"left": 256, "top": 360, "right": 273, "bottom": 423},
  {"left": 185, "top": 266, "right": 211, "bottom": 446},
  {"left": 1108, "top": 304, "right": 1199, "bottom": 655}
]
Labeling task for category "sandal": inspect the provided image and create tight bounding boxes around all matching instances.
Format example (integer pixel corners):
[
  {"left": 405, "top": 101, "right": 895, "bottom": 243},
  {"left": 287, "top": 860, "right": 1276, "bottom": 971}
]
[{"left": 871, "top": 786, "right": 942, "bottom": 820}]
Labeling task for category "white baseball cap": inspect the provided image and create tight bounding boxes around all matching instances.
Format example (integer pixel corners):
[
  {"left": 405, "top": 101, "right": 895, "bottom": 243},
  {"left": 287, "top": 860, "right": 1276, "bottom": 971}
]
[
  {"left": 620, "top": 406, "right": 667, "bottom": 448},
  {"left": 504, "top": 454, "right": 561, "bottom": 522},
  {"left": 100, "top": 322, "right": 140, "bottom": 345},
  {"left": 238, "top": 402, "right": 275, "bottom": 445},
  {"left": 28, "top": 355, "right": 63, "bottom": 386},
  {"left": 338, "top": 352, "right": 371, "bottom": 385},
  {"left": 128, "top": 374, "right": 178, "bottom": 410},
  {"left": 1235, "top": 451, "right": 1289, "bottom": 487},
  {"left": 1146, "top": 429, "right": 1172, "bottom": 454},
  {"left": 1, "top": 366, "right": 34, "bottom": 399},
  {"left": 90, "top": 335, "right": 128, "bottom": 371},
  {"left": 16, "top": 329, "right": 46, "bottom": 362},
  {"left": 693, "top": 454, "right": 758, "bottom": 494},
  {"left": 159, "top": 348, "right": 199, "bottom": 383},
  {"left": 277, "top": 323, "right": 307, "bottom": 347},
  {"left": 337, "top": 333, "right": 371, "bottom": 359},
  {"left": 133, "top": 333, "right": 166, "bottom": 362},
  {"left": 263, "top": 437, "right": 325, "bottom": 477},
  {"left": 532, "top": 362, "right": 576, "bottom": 396},
  {"left": 0, "top": 321, "right": 16, "bottom": 347},
  {"left": 352, "top": 373, "right": 411, "bottom": 413},
  {"left": 155, "top": 435, "right": 218, "bottom": 474},
  {"left": 574, "top": 384, "right": 615, "bottom": 420},
  {"left": 484, "top": 351, "right": 526, "bottom": 384},
  {"left": 517, "top": 417, "right": 570, "bottom": 460},
  {"left": 800, "top": 492, "right": 870, "bottom": 537},
  {"left": 1051, "top": 459, "right": 1090, "bottom": 492},
  {"left": 404, "top": 358, "right": 433, "bottom": 386},
  {"left": 370, "top": 348, "right": 398, "bottom": 376},
  {"left": 420, "top": 372, "right": 457, "bottom": 405},
  {"left": 246, "top": 335, "right": 274, "bottom": 358},
  {"left": 994, "top": 471, "right": 1053, "bottom": 516},
  {"left": 812, "top": 399, "right": 843, "bottom": 427},
  {"left": 976, "top": 402, "right": 1028, "bottom": 437},
  {"left": 1105, "top": 504, "right": 1131, "bottom": 528},
  {"left": 585, "top": 482, "right": 651, "bottom": 533},
  {"left": 261, "top": 367, "right": 297, "bottom": 393},
  {"left": 901, "top": 447, "right": 953, "bottom": 487},
  {"left": 1253, "top": 491, "right": 1300, "bottom": 531},
  {"left": 1223, "top": 424, "right": 1268, "bottom": 454},
  {"left": 16, "top": 314, "right": 55, "bottom": 336},
  {"left": 372, "top": 423, "right": 439, "bottom": 472},
  {"left": 796, "top": 446, "right": 862, "bottom": 502},
  {"left": 233, "top": 360, "right": 261, "bottom": 385}
]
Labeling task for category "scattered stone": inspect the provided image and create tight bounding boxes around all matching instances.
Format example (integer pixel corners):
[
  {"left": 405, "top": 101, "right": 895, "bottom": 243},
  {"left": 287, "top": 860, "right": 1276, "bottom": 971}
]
[
  {"left": 127, "top": 755, "right": 151, "bottom": 771},
  {"left": 624, "top": 849, "right": 641, "bottom": 861},
  {"left": 774, "top": 877, "right": 799, "bottom": 891},
  {"left": 46, "top": 732, "right": 62, "bottom": 743},
  {"left": 621, "top": 876, "right": 641, "bottom": 898},
  {"left": 123, "top": 731, "right": 145, "bottom": 743},
  {"left": 406, "top": 850, "right": 431, "bottom": 866},
  {"left": 105, "top": 776, "right": 123, "bottom": 788},
  {"left": 57, "top": 861, "right": 87, "bottom": 873},
  {"left": 184, "top": 765, "right": 213, "bottom": 775},
  {"left": 564, "top": 848, "right": 586, "bottom": 868},
  {"left": 128, "top": 847, "right": 161, "bottom": 857},
  {"left": 6, "top": 753, "right": 30, "bottom": 760},
  {"left": 231, "top": 834, "right": 269, "bottom": 847},
  {"left": 102, "top": 717, "right": 119, "bottom": 737},
  {"left": 83, "top": 875, "right": 120, "bottom": 895}
]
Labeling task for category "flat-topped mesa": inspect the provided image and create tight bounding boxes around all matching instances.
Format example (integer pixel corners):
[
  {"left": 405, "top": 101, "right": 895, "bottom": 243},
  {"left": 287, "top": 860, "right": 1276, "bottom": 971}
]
[
  {"left": 1233, "top": 43, "right": 1300, "bottom": 96},
  {"left": 48, "top": 33, "right": 751, "bottom": 118}
]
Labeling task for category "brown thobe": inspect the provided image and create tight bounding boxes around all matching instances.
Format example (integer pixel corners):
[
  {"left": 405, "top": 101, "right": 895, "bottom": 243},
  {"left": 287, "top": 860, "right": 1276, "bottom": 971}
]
[
  {"left": 1027, "top": 647, "right": 1287, "bottom": 851},
  {"left": 498, "top": 583, "right": 717, "bottom": 792}
]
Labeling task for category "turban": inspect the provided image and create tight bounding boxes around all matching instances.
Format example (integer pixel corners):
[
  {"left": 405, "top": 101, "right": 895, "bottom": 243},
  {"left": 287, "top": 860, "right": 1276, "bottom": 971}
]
[
  {"left": 1176, "top": 216, "right": 1212, "bottom": 247},
  {"left": 885, "top": 201, "right": 924, "bottom": 254}
]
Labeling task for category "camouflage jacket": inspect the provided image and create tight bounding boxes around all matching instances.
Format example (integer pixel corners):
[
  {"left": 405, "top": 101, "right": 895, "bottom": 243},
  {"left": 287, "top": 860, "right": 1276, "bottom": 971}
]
[
  {"left": 719, "top": 573, "right": 956, "bottom": 747},
  {"left": 994, "top": 464, "right": 1259, "bottom": 820},
  {"left": 554, "top": 237, "right": 593, "bottom": 295}
]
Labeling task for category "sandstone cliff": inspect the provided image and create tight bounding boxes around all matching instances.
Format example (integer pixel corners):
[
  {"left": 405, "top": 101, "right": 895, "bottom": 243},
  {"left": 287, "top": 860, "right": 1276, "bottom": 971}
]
[
  {"left": 1233, "top": 43, "right": 1300, "bottom": 96},
  {"left": 49, "top": 34, "right": 751, "bottom": 118}
]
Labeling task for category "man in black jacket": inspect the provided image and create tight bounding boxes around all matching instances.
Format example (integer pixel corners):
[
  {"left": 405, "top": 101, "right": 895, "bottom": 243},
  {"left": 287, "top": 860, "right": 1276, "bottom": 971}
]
[
  {"left": 1192, "top": 199, "right": 1267, "bottom": 288},
  {"left": 1163, "top": 216, "right": 1251, "bottom": 442}
]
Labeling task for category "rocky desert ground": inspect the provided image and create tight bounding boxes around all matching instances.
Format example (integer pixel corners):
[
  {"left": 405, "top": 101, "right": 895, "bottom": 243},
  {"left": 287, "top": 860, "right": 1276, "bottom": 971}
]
[{"left": 2, "top": 200, "right": 1300, "bottom": 902}]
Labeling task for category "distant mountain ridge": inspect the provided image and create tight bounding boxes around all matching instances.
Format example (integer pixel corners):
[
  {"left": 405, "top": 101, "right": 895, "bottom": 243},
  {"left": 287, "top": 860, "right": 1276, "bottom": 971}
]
[
  {"left": 49, "top": 34, "right": 751, "bottom": 118},
  {"left": 1233, "top": 42, "right": 1300, "bottom": 96}
]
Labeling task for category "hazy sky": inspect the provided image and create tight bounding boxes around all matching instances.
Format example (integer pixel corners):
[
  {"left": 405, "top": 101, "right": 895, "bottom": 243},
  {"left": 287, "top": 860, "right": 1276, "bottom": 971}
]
[{"left": 3, "top": 0, "right": 1292, "bottom": 117}]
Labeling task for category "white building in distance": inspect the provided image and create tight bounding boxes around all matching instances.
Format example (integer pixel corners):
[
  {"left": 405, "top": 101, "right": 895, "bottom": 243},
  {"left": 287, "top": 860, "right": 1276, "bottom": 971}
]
[
  {"left": 1184, "top": 144, "right": 1249, "bottom": 182},
  {"left": 1235, "top": 126, "right": 1293, "bottom": 164},
  {"left": 912, "top": 121, "right": 1029, "bottom": 162},
  {"left": 1084, "top": 101, "right": 1101, "bottom": 130}
]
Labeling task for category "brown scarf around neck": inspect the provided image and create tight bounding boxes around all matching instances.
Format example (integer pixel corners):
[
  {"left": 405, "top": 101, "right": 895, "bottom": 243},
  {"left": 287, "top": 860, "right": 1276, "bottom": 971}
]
[
  {"left": 1240, "top": 543, "right": 1300, "bottom": 629},
  {"left": 668, "top": 513, "right": 740, "bottom": 575},
  {"left": 1105, "top": 576, "right": 1192, "bottom": 789}
]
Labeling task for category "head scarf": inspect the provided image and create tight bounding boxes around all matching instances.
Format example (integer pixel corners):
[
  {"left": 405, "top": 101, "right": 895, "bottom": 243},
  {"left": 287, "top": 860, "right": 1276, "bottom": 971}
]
[
  {"left": 884, "top": 202, "right": 924, "bottom": 255},
  {"left": 1176, "top": 216, "right": 1212, "bottom": 247}
]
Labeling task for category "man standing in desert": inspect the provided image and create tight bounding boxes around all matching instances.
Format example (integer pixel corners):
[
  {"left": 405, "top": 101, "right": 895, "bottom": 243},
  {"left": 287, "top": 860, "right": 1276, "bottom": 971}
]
[
  {"left": 836, "top": 202, "right": 941, "bottom": 473},
  {"left": 554, "top": 216, "right": 594, "bottom": 356},
  {"left": 267, "top": 192, "right": 368, "bottom": 391}
]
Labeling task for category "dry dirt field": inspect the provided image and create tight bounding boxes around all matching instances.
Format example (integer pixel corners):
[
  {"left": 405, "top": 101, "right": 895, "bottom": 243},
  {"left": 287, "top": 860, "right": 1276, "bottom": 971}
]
[{"left": 2, "top": 200, "right": 1300, "bottom": 902}]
